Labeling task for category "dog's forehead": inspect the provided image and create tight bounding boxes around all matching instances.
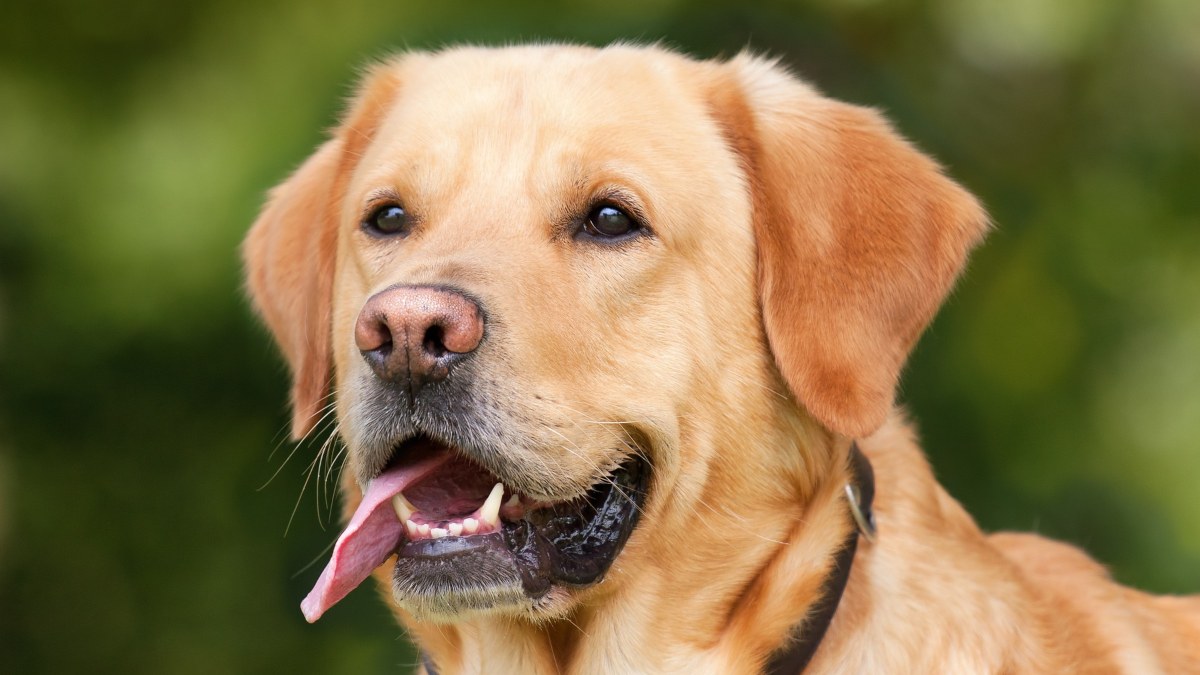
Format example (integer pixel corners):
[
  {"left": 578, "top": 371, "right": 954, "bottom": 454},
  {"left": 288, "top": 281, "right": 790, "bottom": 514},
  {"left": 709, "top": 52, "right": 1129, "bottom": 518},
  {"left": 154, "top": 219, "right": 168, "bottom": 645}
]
[
  {"left": 387, "top": 46, "right": 696, "bottom": 132},
  {"left": 352, "top": 48, "right": 722, "bottom": 204}
]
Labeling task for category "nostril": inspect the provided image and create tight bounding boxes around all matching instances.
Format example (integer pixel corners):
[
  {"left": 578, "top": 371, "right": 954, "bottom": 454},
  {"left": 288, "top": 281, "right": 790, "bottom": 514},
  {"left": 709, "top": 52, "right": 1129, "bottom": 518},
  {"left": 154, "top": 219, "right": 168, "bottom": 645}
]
[
  {"left": 374, "top": 337, "right": 394, "bottom": 357},
  {"left": 423, "top": 325, "right": 448, "bottom": 358},
  {"left": 362, "top": 331, "right": 394, "bottom": 374},
  {"left": 355, "top": 312, "right": 395, "bottom": 355}
]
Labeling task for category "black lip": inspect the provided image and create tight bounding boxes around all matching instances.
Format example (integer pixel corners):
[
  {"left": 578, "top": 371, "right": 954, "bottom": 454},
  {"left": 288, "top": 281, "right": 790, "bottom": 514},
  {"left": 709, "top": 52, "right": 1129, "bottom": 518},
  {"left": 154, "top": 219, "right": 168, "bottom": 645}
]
[{"left": 392, "top": 453, "right": 649, "bottom": 608}]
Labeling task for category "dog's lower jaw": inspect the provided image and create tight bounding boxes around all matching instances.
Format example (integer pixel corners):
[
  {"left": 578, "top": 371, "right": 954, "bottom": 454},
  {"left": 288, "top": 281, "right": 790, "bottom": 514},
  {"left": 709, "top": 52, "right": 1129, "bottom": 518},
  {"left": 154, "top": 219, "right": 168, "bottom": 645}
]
[
  {"left": 388, "top": 541, "right": 579, "bottom": 623},
  {"left": 391, "top": 442, "right": 857, "bottom": 675},
  {"left": 393, "top": 585, "right": 577, "bottom": 625},
  {"left": 390, "top": 552, "right": 531, "bottom": 622},
  {"left": 391, "top": 582, "right": 532, "bottom": 623}
]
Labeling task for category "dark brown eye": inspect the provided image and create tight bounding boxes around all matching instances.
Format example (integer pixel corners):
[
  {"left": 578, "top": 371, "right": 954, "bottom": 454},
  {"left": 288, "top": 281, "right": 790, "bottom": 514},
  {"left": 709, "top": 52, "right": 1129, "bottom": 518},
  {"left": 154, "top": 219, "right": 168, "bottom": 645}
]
[
  {"left": 583, "top": 205, "right": 638, "bottom": 238},
  {"left": 364, "top": 204, "right": 409, "bottom": 236}
]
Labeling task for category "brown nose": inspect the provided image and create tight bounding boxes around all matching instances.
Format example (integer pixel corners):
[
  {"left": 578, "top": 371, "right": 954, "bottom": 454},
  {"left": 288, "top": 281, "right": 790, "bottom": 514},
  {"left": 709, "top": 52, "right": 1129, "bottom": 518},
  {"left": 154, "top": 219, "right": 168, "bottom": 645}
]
[{"left": 354, "top": 286, "right": 484, "bottom": 391}]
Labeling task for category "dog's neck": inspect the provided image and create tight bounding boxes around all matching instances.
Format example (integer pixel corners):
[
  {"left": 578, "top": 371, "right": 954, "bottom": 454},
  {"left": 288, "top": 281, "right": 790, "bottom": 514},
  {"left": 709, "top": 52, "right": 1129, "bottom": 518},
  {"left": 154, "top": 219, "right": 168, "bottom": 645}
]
[{"left": 397, "top": 410, "right": 862, "bottom": 675}]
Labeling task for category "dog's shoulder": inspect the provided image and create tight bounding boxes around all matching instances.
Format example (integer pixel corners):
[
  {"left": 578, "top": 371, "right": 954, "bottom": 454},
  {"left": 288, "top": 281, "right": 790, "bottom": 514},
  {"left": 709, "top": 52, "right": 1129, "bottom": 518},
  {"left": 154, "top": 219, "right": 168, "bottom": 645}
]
[{"left": 856, "top": 416, "right": 1200, "bottom": 673}]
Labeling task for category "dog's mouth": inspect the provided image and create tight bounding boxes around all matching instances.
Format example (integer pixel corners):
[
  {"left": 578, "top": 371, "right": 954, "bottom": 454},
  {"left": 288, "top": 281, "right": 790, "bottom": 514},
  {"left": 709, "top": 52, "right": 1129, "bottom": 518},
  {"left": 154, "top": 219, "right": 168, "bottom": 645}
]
[{"left": 301, "top": 435, "right": 648, "bottom": 622}]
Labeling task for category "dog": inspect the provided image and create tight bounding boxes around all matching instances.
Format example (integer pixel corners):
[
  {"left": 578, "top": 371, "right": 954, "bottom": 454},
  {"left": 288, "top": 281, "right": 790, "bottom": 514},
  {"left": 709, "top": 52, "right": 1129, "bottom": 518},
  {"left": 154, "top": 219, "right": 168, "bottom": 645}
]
[{"left": 243, "top": 44, "right": 1200, "bottom": 674}]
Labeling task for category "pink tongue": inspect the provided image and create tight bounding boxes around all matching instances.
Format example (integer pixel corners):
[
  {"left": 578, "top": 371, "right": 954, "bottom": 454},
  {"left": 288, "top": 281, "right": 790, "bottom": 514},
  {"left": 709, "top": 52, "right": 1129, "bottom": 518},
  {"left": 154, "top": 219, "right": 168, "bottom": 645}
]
[{"left": 301, "top": 452, "right": 451, "bottom": 622}]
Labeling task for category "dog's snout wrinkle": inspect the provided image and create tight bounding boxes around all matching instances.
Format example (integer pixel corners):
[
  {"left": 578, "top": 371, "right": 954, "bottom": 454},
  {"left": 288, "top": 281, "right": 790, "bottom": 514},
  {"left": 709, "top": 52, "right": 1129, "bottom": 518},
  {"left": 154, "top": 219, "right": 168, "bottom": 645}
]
[{"left": 355, "top": 286, "right": 484, "bottom": 395}]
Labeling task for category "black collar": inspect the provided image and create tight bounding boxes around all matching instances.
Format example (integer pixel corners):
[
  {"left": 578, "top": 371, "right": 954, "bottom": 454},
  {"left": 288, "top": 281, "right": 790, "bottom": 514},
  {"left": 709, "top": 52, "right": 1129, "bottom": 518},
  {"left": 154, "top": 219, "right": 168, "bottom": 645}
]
[
  {"left": 420, "top": 443, "right": 876, "bottom": 675},
  {"left": 765, "top": 442, "right": 876, "bottom": 675}
]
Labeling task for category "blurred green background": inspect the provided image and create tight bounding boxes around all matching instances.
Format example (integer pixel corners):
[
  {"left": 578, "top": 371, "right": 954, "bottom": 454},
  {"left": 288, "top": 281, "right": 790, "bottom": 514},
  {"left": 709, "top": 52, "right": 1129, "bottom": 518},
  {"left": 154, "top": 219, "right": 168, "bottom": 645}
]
[{"left": 1, "top": 0, "right": 1198, "bottom": 672}]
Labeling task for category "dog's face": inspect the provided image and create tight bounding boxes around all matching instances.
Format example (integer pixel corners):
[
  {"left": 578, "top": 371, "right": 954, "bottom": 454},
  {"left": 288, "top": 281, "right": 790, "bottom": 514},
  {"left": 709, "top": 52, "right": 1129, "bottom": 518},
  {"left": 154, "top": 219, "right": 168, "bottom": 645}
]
[
  {"left": 332, "top": 47, "right": 759, "bottom": 500},
  {"left": 245, "top": 45, "right": 986, "bottom": 624}
]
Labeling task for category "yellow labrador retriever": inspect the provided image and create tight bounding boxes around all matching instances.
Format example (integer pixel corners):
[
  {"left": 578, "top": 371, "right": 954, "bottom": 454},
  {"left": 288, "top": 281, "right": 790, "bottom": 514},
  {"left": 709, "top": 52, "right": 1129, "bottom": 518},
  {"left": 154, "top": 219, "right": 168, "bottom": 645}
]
[{"left": 243, "top": 44, "right": 1200, "bottom": 674}]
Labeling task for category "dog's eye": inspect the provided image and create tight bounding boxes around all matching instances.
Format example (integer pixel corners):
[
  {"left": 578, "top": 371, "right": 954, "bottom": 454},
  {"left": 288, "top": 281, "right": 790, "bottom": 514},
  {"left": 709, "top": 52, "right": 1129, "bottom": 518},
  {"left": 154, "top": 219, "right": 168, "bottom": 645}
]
[
  {"left": 583, "top": 205, "right": 638, "bottom": 239},
  {"left": 364, "top": 204, "right": 410, "bottom": 236}
]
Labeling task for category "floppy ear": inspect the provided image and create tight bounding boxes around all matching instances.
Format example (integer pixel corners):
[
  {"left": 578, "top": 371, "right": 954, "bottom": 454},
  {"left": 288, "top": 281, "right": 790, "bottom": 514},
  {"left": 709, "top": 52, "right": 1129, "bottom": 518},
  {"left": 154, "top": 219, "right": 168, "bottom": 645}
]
[
  {"left": 243, "top": 139, "right": 342, "bottom": 439},
  {"left": 243, "top": 63, "right": 401, "bottom": 439},
  {"left": 713, "top": 55, "right": 989, "bottom": 438}
]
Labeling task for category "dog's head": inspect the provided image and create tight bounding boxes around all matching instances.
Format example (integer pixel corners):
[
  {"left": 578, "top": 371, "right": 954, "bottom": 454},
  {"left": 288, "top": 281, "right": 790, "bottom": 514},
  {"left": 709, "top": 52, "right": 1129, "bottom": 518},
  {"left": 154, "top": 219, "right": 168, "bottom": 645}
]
[{"left": 244, "top": 45, "right": 986, "bottom": 623}]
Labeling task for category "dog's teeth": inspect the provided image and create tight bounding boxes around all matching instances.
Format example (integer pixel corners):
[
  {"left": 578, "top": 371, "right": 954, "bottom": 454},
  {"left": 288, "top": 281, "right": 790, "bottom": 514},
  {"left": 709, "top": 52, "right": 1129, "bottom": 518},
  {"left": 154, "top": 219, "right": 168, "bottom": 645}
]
[
  {"left": 392, "top": 492, "right": 416, "bottom": 522},
  {"left": 463, "top": 518, "right": 479, "bottom": 534},
  {"left": 405, "top": 519, "right": 418, "bottom": 537},
  {"left": 504, "top": 494, "right": 520, "bottom": 509},
  {"left": 480, "top": 483, "right": 504, "bottom": 527},
  {"left": 448, "top": 522, "right": 463, "bottom": 536},
  {"left": 430, "top": 527, "right": 448, "bottom": 539},
  {"left": 418, "top": 523, "right": 431, "bottom": 537}
]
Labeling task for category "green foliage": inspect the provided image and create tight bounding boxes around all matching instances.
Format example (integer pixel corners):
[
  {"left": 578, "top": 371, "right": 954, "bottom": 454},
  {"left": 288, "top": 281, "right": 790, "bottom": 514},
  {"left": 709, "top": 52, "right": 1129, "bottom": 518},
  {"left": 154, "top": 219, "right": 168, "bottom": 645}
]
[{"left": 1, "top": 0, "right": 1197, "bottom": 672}]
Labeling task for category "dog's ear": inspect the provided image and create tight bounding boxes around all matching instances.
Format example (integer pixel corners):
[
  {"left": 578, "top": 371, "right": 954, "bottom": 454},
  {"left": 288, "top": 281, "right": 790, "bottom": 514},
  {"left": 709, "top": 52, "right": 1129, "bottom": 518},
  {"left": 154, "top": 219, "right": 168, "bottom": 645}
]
[
  {"left": 243, "top": 64, "right": 401, "bottom": 439},
  {"left": 709, "top": 55, "right": 989, "bottom": 438},
  {"left": 243, "top": 138, "right": 341, "bottom": 439}
]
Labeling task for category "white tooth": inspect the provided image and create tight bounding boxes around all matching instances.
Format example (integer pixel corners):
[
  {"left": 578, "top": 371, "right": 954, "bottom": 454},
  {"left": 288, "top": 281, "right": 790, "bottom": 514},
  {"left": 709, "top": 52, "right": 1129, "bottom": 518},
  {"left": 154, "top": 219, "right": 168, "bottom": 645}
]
[
  {"left": 418, "top": 523, "right": 431, "bottom": 537},
  {"left": 430, "top": 527, "right": 448, "bottom": 539},
  {"left": 504, "top": 494, "right": 520, "bottom": 509},
  {"left": 463, "top": 518, "right": 479, "bottom": 534},
  {"left": 392, "top": 492, "right": 416, "bottom": 522},
  {"left": 448, "top": 522, "right": 463, "bottom": 536},
  {"left": 480, "top": 483, "right": 504, "bottom": 527},
  {"left": 405, "top": 520, "right": 418, "bottom": 537}
]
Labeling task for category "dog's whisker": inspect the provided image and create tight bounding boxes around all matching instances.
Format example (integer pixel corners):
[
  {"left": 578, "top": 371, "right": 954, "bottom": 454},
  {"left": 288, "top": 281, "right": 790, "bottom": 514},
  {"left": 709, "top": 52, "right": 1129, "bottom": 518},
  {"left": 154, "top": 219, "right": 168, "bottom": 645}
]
[
  {"left": 539, "top": 424, "right": 609, "bottom": 478},
  {"left": 331, "top": 445, "right": 350, "bottom": 498},
  {"left": 311, "top": 424, "right": 345, "bottom": 529},
  {"left": 312, "top": 443, "right": 325, "bottom": 528},
  {"left": 308, "top": 440, "right": 328, "bottom": 527},
  {"left": 313, "top": 436, "right": 332, "bottom": 528},
  {"left": 258, "top": 440, "right": 307, "bottom": 492},
  {"left": 542, "top": 625, "right": 562, "bottom": 671},
  {"left": 257, "top": 418, "right": 334, "bottom": 494},
  {"left": 260, "top": 400, "right": 341, "bottom": 492},
  {"left": 267, "top": 389, "right": 335, "bottom": 460},
  {"left": 285, "top": 449, "right": 325, "bottom": 537},
  {"left": 291, "top": 535, "right": 338, "bottom": 579},
  {"left": 322, "top": 439, "right": 347, "bottom": 518},
  {"left": 323, "top": 442, "right": 346, "bottom": 495},
  {"left": 607, "top": 482, "right": 644, "bottom": 518},
  {"left": 296, "top": 400, "right": 340, "bottom": 447},
  {"left": 266, "top": 421, "right": 293, "bottom": 461},
  {"left": 559, "top": 614, "right": 592, "bottom": 640}
]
